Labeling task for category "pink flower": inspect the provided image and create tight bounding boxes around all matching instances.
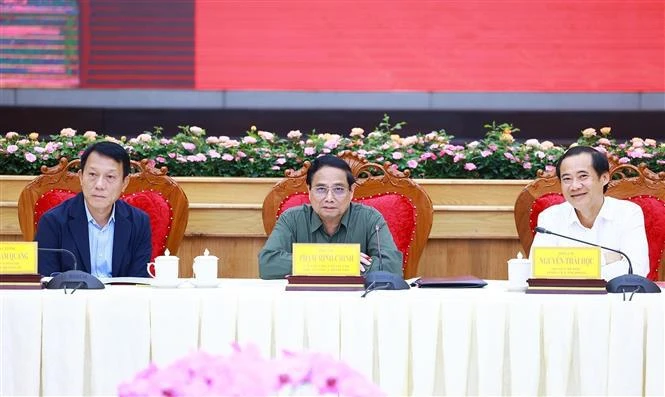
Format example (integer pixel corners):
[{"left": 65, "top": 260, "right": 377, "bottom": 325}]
[
  {"left": 7, "top": 144, "right": 18, "bottom": 154},
  {"left": 630, "top": 137, "right": 644, "bottom": 148},
  {"left": 60, "top": 128, "right": 76, "bottom": 137},
  {"left": 540, "top": 141, "right": 554, "bottom": 150},
  {"left": 407, "top": 159, "right": 418, "bottom": 168},
  {"left": 5, "top": 132, "right": 18, "bottom": 139},
  {"left": 480, "top": 150, "right": 492, "bottom": 158},
  {"left": 523, "top": 162, "right": 532, "bottom": 169},
  {"left": 287, "top": 130, "right": 302, "bottom": 139},
  {"left": 155, "top": 156, "right": 166, "bottom": 163},
  {"left": 24, "top": 152, "right": 37, "bottom": 162},
  {"left": 324, "top": 139, "right": 339, "bottom": 149},
  {"left": 189, "top": 126, "right": 205, "bottom": 136},
  {"left": 545, "top": 165, "right": 555, "bottom": 173},
  {"left": 242, "top": 136, "right": 257, "bottom": 144},
  {"left": 275, "top": 157, "right": 286, "bottom": 165},
  {"left": 167, "top": 153, "right": 177, "bottom": 159},
  {"left": 618, "top": 157, "right": 630, "bottom": 164},
  {"left": 420, "top": 152, "right": 436, "bottom": 161},
  {"left": 304, "top": 147, "right": 316, "bottom": 156},
  {"left": 503, "top": 152, "right": 516, "bottom": 161},
  {"left": 627, "top": 148, "right": 645, "bottom": 158},
  {"left": 181, "top": 142, "right": 196, "bottom": 151},
  {"left": 350, "top": 127, "right": 365, "bottom": 137},
  {"left": 464, "top": 162, "right": 477, "bottom": 171},
  {"left": 392, "top": 152, "right": 404, "bottom": 160},
  {"left": 206, "top": 136, "right": 219, "bottom": 144},
  {"left": 236, "top": 151, "right": 247, "bottom": 158},
  {"left": 83, "top": 130, "right": 97, "bottom": 140},
  {"left": 222, "top": 153, "right": 234, "bottom": 161},
  {"left": 208, "top": 150, "right": 221, "bottom": 159},
  {"left": 258, "top": 130, "right": 275, "bottom": 141}
]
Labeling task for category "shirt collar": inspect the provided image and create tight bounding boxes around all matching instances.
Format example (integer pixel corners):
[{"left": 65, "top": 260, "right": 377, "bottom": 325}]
[
  {"left": 84, "top": 200, "right": 116, "bottom": 227},
  {"left": 309, "top": 203, "right": 352, "bottom": 233},
  {"left": 564, "top": 196, "right": 613, "bottom": 228}
]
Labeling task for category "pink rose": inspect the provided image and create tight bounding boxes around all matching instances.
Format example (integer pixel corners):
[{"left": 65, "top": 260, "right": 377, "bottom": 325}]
[{"left": 60, "top": 128, "right": 76, "bottom": 137}]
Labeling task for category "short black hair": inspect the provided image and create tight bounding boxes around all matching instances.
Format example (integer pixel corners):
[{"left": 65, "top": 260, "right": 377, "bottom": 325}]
[
  {"left": 306, "top": 155, "right": 356, "bottom": 188},
  {"left": 556, "top": 145, "right": 610, "bottom": 192},
  {"left": 80, "top": 141, "right": 131, "bottom": 178}
]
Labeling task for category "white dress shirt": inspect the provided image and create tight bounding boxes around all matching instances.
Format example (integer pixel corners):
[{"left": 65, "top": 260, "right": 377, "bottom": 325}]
[{"left": 530, "top": 196, "right": 649, "bottom": 280}]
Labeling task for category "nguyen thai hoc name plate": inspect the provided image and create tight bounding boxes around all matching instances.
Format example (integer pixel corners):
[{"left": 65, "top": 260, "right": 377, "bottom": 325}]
[
  {"left": 531, "top": 246, "right": 601, "bottom": 279},
  {"left": 292, "top": 243, "right": 360, "bottom": 276},
  {"left": 0, "top": 242, "right": 38, "bottom": 274}
]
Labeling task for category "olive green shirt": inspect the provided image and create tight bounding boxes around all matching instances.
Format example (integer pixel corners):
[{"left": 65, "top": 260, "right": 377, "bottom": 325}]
[{"left": 259, "top": 203, "right": 403, "bottom": 279}]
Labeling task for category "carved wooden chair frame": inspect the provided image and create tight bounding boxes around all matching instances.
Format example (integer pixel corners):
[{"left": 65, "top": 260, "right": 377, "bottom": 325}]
[{"left": 262, "top": 151, "right": 434, "bottom": 278}]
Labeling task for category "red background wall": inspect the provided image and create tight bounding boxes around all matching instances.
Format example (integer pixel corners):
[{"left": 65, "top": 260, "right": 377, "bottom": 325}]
[{"left": 196, "top": 0, "right": 665, "bottom": 92}]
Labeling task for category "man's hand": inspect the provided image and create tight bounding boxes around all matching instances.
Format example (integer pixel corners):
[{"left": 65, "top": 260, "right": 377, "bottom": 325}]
[
  {"left": 360, "top": 252, "right": 372, "bottom": 272},
  {"left": 604, "top": 251, "right": 623, "bottom": 264}
]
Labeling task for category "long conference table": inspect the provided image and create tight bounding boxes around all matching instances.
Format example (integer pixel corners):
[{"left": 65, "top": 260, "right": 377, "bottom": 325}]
[{"left": 1, "top": 279, "right": 663, "bottom": 396}]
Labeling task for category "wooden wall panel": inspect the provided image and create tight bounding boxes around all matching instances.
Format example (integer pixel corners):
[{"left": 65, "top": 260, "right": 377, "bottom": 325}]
[{"left": 176, "top": 236, "right": 522, "bottom": 280}]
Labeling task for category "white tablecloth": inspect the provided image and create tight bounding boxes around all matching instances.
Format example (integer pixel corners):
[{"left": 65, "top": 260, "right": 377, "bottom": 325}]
[{"left": 1, "top": 280, "right": 663, "bottom": 396}]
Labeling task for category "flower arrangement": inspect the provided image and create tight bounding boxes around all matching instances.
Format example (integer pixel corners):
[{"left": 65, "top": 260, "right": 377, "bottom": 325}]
[
  {"left": 117, "top": 344, "right": 384, "bottom": 397},
  {"left": 1, "top": 115, "right": 663, "bottom": 178}
]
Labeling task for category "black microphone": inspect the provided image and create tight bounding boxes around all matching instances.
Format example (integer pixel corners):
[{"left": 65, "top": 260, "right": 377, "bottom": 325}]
[
  {"left": 362, "top": 223, "right": 409, "bottom": 296},
  {"left": 39, "top": 247, "right": 105, "bottom": 290},
  {"left": 534, "top": 227, "right": 660, "bottom": 294}
]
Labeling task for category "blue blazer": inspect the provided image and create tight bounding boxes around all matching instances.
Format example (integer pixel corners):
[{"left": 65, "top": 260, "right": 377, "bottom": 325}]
[{"left": 36, "top": 193, "right": 152, "bottom": 277}]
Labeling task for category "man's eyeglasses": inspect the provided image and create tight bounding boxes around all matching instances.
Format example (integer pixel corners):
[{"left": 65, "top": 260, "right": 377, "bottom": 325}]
[{"left": 312, "top": 186, "right": 349, "bottom": 198}]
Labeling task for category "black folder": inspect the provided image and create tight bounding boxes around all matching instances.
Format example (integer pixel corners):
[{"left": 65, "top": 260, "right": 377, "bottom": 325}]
[{"left": 411, "top": 275, "right": 487, "bottom": 288}]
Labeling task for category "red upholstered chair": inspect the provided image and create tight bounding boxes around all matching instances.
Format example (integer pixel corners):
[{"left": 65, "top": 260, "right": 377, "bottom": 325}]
[
  {"left": 514, "top": 160, "right": 665, "bottom": 281},
  {"left": 17, "top": 157, "right": 189, "bottom": 261},
  {"left": 262, "top": 151, "right": 434, "bottom": 279}
]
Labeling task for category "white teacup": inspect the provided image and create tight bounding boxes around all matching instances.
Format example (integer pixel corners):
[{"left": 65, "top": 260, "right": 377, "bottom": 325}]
[
  {"left": 193, "top": 249, "right": 219, "bottom": 280},
  {"left": 147, "top": 250, "right": 179, "bottom": 280}
]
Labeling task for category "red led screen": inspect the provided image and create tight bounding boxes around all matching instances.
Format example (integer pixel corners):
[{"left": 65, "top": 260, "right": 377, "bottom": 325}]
[{"left": 195, "top": 0, "right": 665, "bottom": 92}]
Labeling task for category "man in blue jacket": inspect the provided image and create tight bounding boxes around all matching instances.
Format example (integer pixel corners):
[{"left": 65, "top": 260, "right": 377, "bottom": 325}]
[{"left": 36, "top": 141, "right": 152, "bottom": 277}]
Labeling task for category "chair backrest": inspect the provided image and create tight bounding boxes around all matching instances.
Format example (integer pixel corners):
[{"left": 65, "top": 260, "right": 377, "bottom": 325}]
[
  {"left": 262, "top": 151, "right": 434, "bottom": 279},
  {"left": 514, "top": 160, "right": 665, "bottom": 281},
  {"left": 18, "top": 157, "right": 189, "bottom": 261}
]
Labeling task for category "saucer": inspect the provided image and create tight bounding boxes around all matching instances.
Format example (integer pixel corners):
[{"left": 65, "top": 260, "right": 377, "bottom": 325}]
[
  {"left": 190, "top": 279, "right": 220, "bottom": 288},
  {"left": 150, "top": 278, "right": 183, "bottom": 288}
]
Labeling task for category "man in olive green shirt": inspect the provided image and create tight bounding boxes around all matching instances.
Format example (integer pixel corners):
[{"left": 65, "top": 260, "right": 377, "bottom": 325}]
[{"left": 259, "top": 155, "right": 403, "bottom": 280}]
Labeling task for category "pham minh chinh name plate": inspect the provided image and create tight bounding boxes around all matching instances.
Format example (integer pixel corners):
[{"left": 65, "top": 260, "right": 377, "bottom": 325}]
[
  {"left": 531, "top": 246, "right": 601, "bottom": 279},
  {"left": 292, "top": 243, "right": 360, "bottom": 276},
  {"left": 0, "top": 241, "right": 38, "bottom": 274}
]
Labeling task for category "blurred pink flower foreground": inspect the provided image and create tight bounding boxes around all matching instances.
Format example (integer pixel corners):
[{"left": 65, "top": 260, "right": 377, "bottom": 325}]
[{"left": 118, "top": 344, "right": 384, "bottom": 397}]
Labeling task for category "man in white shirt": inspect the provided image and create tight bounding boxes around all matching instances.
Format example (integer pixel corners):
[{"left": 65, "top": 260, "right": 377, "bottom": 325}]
[{"left": 531, "top": 146, "right": 649, "bottom": 280}]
